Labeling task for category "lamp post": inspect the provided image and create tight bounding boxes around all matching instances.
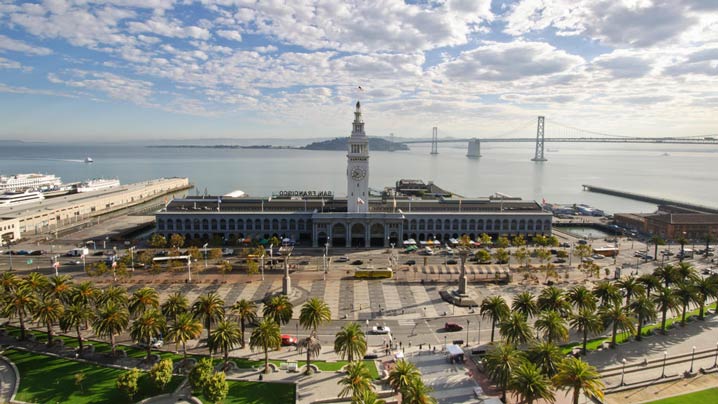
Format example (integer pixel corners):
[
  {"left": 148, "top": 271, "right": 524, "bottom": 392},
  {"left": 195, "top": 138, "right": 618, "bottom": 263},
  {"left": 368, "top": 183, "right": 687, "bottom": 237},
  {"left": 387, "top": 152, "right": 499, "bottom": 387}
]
[
  {"left": 104, "top": 236, "right": 108, "bottom": 250},
  {"left": 296, "top": 322, "right": 299, "bottom": 354},
  {"left": 8, "top": 241, "right": 13, "bottom": 271},
  {"left": 203, "top": 243, "right": 208, "bottom": 271},
  {"left": 689, "top": 345, "right": 696, "bottom": 373},
  {"left": 661, "top": 351, "right": 668, "bottom": 378},
  {"left": 620, "top": 358, "right": 627, "bottom": 386},
  {"left": 279, "top": 243, "right": 294, "bottom": 295},
  {"left": 129, "top": 246, "right": 135, "bottom": 272},
  {"left": 444, "top": 335, "right": 447, "bottom": 350},
  {"left": 712, "top": 342, "right": 718, "bottom": 369},
  {"left": 466, "top": 319, "right": 470, "bottom": 347},
  {"left": 478, "top": 315, "right": 482, "bottom": 345}
]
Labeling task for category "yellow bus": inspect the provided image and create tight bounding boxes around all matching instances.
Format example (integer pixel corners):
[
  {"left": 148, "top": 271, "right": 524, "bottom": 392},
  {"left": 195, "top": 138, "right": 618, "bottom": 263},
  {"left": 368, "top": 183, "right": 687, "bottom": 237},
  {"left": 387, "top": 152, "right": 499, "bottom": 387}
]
[{"left": 354, "top": 267, "right": 393, "bottom": 279}]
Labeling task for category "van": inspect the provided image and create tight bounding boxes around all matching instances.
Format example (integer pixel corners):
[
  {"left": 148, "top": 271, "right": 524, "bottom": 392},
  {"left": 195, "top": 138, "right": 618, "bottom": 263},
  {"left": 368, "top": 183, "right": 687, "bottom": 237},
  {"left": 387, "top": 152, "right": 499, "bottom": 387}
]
[{"left": 66, "top": 248, "right": 89, "bottom": 257}]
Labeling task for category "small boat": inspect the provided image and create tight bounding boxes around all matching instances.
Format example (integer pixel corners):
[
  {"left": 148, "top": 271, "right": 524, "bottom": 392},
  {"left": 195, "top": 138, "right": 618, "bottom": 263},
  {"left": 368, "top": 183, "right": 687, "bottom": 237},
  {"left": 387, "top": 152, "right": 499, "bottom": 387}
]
[
  {"left": 661, "top": 152, "right": 670, "bottom": 156},
  {"left": 85, "top": 157, "right": 93, "bottom": 163}
]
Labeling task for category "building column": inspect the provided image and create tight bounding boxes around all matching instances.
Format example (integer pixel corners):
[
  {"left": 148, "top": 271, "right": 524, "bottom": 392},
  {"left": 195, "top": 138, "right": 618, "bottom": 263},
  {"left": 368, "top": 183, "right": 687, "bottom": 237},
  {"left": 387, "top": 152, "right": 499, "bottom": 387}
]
[
  {"left": 384, "top": 224, "right": 390, "bottom": 248},
  {"left": 346, "top": 223, "right": 351, "bottom": 248},
  {"left": 365, "top": 222, "right": 370, "bottom": 248},
  {"left": 312, "top": 223, "right": 318, "bottom": 248}
]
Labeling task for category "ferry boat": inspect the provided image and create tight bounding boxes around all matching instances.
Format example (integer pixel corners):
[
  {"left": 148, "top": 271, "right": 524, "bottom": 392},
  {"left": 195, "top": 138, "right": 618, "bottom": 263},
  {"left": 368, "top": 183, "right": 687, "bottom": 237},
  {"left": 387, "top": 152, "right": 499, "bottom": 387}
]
[
  {"left": 0, "top": 173, "right": 62, "bottom": 192},
  {"left": 85, "top": 157, "right": 93, "bottom": 163},
  {"left": 0, "top": 190, "right": 45, "bottom": 206},
  {"left": 77, "top": 178, "right": 120, "bottom": 193}
]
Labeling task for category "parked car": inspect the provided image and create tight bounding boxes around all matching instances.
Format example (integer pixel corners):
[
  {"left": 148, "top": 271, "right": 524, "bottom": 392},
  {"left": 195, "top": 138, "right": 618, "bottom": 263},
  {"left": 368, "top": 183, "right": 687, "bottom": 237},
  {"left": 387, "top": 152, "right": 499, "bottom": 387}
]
[
  {"left": 297, "top": 260, "right": 310, "bottom": 265},
  {"left": 221, "top": 248, "right": 234, "bottom": 256},
  {"left": 405, "top": 259, "right": 416, "bottom": 265},
  {"left": 351, "top": 260, "right": 364, "bottom": 265},
  {"left": 138, "top": 338, "right": 163, "bottom": 349},
  {"left": 363, "top": 353, "right": 378, "bottom": 360},
  {"left": 581, "top": 257, "right": 593, "bottom": 263},
  {"left": 553, "top": 258, "right": 566, "bottom": 264},
  {"left": 281, "top": 335, "right": 297, "bottom": 346},
  {"left": 29, "top": 250, "right": 44, "bottom": 255},
  {"left": 560, "top": 242, "right": 571, "bottom": 248},
  {"left": 371, "top": 325, "right": 391, "bottom": 334},
  {"left": 446, "top": 259, "right": 458, "bottom": 265},
  {"left": 70, "top": 260, "right": 83, "bottom": 265},
  {"left": 335, "top": 256, "right": 349, "bottom": 262},
  {"left": 444, "top": 322, "right": 463, "bottom": 332},
  {"left": 591, "top": 254, "right": 605, "bottom": 260}
]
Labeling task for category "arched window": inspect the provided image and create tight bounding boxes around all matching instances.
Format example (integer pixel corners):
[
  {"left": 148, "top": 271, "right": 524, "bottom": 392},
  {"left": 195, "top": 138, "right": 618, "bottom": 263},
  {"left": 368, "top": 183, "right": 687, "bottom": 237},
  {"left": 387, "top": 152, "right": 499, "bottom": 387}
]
[
  {"left": 298, "top": 219, "right": 305, "bottom": 231},
  {"left": 220, "top": 219, "right": 226, "bottom": 230},
  {"left": 410, "top": 219, "right": 417, "bottom": 230},
  {"left": 158, "top": 219, "right": 165, "bottom": 230},
  {"left": 211, "top": 219, "right": 218, "bottom": 230},
  {"left": 175, "top": 219, "right": 182, "bottom": 230},
  {"left": 452, "top": 219, "right": 459, "bottom": 230},
  {"left": 289, "top": 219, "right": 296, "bottom": 230},
  {"left": 469, "top": 219, "right": 476, "bottom": 230},
  {"left": 237, "top": 219, "right": 244, "bottom": 230},
  {"left": 427, "top": 219, "right": 434, "bottom": 231},
  {"left": 193, "top": 219, "right": 200, "bottom": 231},
  {"left": 246, "top": 220, "right": 253, "bottom": 230},
  {"left": 185, "top": 219, "right": 191, "bottom": 231},
  {"left": 461, "top": 219, "right": 467, "bottom": 230},
  {"left": 493, "top": 219, "right": 500, "bottom": 230},
  {"left": 486, "top": 220, "right": 492, "bottom": 230},
  {"left": 228, "top": 219, "right": 235, "bottom": 230},
  {"left": 477, "top": 219, "right": 484, "bottom": 230},
  {"left": 263, "top": 219, "right": 270, "bottom": 230},
  {"left": 536, "top": 220, "right": 543, "bottom": 230},
  {"left": 272, "top": 219, "right": 279, "bottom": 230},
  {"left": 202, "top": 219, "right": 209, "bottom": 230},
  {"left": 519, "top": 219, "right": 525, "bottom": 230},
  {"left": 528, "top": 220, "right": 534, "bottom": 231},
  {"left": 419, "top": 219, "right": 425, "bottom": 230},
  {"left": 436, "top": 220, "right": 442, "bottom": 231},
  {"left": 511, "top": 220, "right": 517, "bottom": 230},
  {"left": 502, "top": 219, "right": 509, "bottom": 231},
  {"left": 167, "top": 220, "right": 174, "bottom": 230}
]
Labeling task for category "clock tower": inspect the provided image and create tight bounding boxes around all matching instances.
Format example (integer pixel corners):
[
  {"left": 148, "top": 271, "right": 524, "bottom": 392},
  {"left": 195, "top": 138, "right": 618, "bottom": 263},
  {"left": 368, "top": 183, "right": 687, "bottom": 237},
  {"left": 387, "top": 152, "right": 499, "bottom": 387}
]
[{"left": 347, "top": 101, "right": 369, "bottom": 213}]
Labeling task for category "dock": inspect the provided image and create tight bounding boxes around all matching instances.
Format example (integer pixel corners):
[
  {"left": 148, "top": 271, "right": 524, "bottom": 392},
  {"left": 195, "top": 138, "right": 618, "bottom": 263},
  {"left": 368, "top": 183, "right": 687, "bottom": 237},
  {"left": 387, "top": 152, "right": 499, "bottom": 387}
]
[{"left": 582, "top": 184, "right": 718, "bottom": 214}]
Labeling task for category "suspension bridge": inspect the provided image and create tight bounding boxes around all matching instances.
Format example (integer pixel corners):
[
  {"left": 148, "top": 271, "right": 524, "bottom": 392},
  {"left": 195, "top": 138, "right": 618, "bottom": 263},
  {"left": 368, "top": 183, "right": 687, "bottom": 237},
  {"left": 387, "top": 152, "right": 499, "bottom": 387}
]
[{"left": 396, "top": 117, "right": 718, "bottom": 161}]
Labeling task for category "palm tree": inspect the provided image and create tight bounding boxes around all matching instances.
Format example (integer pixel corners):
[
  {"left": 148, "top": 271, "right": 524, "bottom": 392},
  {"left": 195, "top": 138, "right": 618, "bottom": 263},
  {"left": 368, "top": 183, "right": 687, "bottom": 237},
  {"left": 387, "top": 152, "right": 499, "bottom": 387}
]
[
  {"left": 250, "top": 318, "right": 282, "bottom": 373},
  {"left": 46, "top": 274, "right": 74, "bottom": 304},
  {"left": 677, "top": 236, "right": 689, "bottom": 262},
  {"left": 695, "top": 275, "right": 718, "bottom": 320},
  {"left": 629, "top": 295, "right": 657, "bottom": 341},
  {"left": 535, "top": 310, "right": 568, "bottom": 344},
  {"left": 484, "top": 343, "right": 526, "bottom": 402},
  {"left": 297, "top": 333, "right": 323, "bottom": 375},
  {"left": 33, "top": 296, "right": 64, "bottom": 347},
  {"left": 97, "top": 285, "right": 128, "bottom": 307},
  {"left": 166, "top": 312, "right": 202, "bottom": 363},
  {"left": 552, "top": 357, "right": 604, "bottom": 404},
  {"left": 480, "top": 295, "right": 509, "bottom": 343},
  {"left": 569, "top": 309, "right": 603, "bottom": 355},
  {"left": 402, "top": 377, "right": 436, "bottom": 404},
  {"left": 388, "top": 359, "right": 421, "bottom": 394},
  {"left": 93, "top": 301, "right": 130, "bottom": 356},
  {"left": 1, "top": 285, "right": 37, "bottom": 340},
  {"left": 499, "top": 312, "right": 533, "bottom": 346},
  {"left": 616, "top": 277, "right": 644, "bottom": 306},
  {"left": 509, "top": 362, "right": 555, "bottom": 404},
  {"left": 0, "top": 272, "right": 19, "bottom": 293},
  {"left": 24, "top": 272, "right": 49, "bottom": 295},
  {"left": 566, "top": 285, "right": 597, "bottom": 312},
  {"left": 130, "top": 309, "right": 166, "bottom": 360},
  {"left": 654, "top": 265, "right": 678, "bottom": 287},
  {"left": 161, "top": 291, "right": 189, "bottom": 323},
  {"left": 537, "top": 286, "right": 571, "bottom": 316},
  {"left": 263, "top": 294, "right": 293, "bottom": 325},
  {"left": 512, "top": 292, "right": 538, "bottom": 319},
  {"left": 638, "top": 273, "right": 661, "bottom": 297},
  {"left": 527, "top": 341, "right": 563, "bottom": 377},
  {"left": 231, "top": 299, "right": 257, "bottom": 348},
  {"left": 676, "top": 262, "right": 700, "bottom": 283},
  {"left": 354, "top": 390, "right": 386, "bottom": 404},
  {"left": 129, "top": 286, "right": 160, "bottom": 318},
  {"left": 649, "top": 234, "right": 665, "bottom": 261},
  {"left": 192, "top": 292, "right": 225, "bottom": 342},
  {"left": 338, "top": 360, "right": 374, "bottom": 400},
  {"left": 334, "top": 322, "right": 367, "bottom": 362},
  {"left": 592, "top": 280, "right": 621, "bottom": 308},
  {"left": 71, "top": 281, "right": 98, "bottom": 306},
  {"left": 60, "top": 302, "right": 93, "bottom": 353},
  {"left": 673, "top": 281, "right": 698, "bottom": 326},
  {"left": 653, "top": 286, "right": 679, "bottom": 334},
  {"left": 599, "top": 303, "right": 635, "bottom": 348},
  {"left": 209, "top": 319, "right": 241, "bottom": 367},
  {"left": 300, "top": 297, "right": 331, "bottom": 334}
]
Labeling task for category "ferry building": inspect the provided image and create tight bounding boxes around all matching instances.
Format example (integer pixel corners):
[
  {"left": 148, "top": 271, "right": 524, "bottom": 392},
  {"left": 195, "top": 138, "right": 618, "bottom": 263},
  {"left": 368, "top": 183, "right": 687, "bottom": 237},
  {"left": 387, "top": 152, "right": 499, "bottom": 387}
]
[{"left": 155, "top": 102, "right": 552, "bottom": 248}]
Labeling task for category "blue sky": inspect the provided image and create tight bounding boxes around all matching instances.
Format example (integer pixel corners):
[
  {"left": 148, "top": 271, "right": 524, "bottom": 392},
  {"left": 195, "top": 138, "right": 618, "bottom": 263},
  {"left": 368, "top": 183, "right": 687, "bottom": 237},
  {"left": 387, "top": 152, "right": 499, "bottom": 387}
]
[{"left": 0, "top": 0, "right": 717, "bottom": 141}]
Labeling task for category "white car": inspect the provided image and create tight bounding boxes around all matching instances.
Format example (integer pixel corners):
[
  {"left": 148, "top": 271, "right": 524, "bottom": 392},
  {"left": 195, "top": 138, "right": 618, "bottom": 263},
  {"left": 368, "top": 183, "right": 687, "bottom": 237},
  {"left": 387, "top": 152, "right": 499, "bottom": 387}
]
[
  {"left": 591, "top": 254, "right": 605, "bottom": 260},
  {"left": 372, "top": 325, "right": 391, "bottom": 335},
  {"left": 334, "top": 256, "right": 349, "bottom": 262}
]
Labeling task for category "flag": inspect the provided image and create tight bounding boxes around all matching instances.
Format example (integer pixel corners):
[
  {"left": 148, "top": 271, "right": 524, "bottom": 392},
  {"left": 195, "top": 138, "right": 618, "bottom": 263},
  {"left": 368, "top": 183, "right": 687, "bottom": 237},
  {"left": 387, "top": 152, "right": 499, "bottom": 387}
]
[
  {"left": 80, "top": 254, "right": 85, "bottom": 259},
  {"left": 358, "top": 86, "right": 363, "bottom": 91},
  {"left": 53, "top": 261, "right": 60, "bottom": 269},
  {"left": 357, "top": 197, "right": 365, "bottom": 205},
  {"left": 542, "top": 198, "right": 546, "bottom": 205},
  {"left": 321, "top": 198, "right": 325, "bottom": 207},
  {"left": 112, "top": 260, "right": 117, "bottom": 268},
  {"left": 392, "top": 197, "right": 397, "bottom": 210},
  {"left": 268, "top": 196, "right": 272, "bottom": 202}
]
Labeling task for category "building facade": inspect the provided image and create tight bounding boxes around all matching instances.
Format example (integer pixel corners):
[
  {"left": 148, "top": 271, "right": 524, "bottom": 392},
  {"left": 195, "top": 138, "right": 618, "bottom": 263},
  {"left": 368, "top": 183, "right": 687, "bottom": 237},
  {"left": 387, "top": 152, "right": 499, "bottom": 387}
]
[{"left": 156, "top": 103, "right": 552, "bottom": 248}]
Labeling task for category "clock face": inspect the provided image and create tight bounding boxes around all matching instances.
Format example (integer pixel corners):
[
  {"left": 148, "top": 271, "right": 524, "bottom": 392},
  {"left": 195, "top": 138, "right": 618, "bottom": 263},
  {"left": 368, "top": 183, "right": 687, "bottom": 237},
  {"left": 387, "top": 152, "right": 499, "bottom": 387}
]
[{"left": 351, "top": 167, "right": 366, "bottom": 181}]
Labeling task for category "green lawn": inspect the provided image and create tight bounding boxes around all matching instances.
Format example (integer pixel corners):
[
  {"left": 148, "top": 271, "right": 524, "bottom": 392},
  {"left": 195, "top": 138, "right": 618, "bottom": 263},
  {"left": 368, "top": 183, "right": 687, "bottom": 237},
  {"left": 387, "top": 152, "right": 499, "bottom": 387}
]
[
  {"left": 3, "top": 348, "right": 183, "bottom": 404},
  {"left": 196, "top": 380, "right": 295, "bottom": 404},
  {"left": 644, "top": 387, "right": 718, "bottom": 404}
]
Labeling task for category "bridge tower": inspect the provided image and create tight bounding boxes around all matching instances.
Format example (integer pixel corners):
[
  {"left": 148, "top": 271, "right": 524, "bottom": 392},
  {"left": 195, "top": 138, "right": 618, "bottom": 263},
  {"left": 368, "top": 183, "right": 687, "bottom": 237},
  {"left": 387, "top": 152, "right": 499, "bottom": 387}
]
[
  {"left": 531, "top": 116, "right": 547, "bottom": 162},
  {"left": 467, "top": 138, "right": 481, "bottom": 158},
  {"left": 430, "top": 126, "right": 439, "bottom": 155}
]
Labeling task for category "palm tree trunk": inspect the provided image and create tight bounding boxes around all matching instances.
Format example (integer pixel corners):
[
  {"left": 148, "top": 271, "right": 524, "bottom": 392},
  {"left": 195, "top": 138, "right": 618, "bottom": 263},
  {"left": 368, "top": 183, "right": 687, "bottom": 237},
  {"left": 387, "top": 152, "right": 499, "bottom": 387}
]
[
  {"left": 681, "top": 304, "right": 687, "bottom": 326},
  {"left": 264, "top": 346, "right": 269, "bottom": 374},
  {"left": 76, "top": 325, "right": 84, "bottom": 352},
  {"left": 19, "top": 312, "right": 25, "bottom": 340},
  {"left": 490, "top": 320, "right": 496, "bottom": 343},
  {"left": 636, "top": 316, "right": 643, "bottom": 341},
  {"left": 147, "top": 336, "right": 152, "bottom": 360},
  {"left": 47, "top": 323, "right": 53, "bottom": 347},
  {"left": 611, "top": 322, "right": 618, "bottom": 348},
  {"left": 240, "top": 318, "right": 246, "bottom": 348},
  {"left": 111, "top": 333, "right": 116, "bottom": 355},
  {"left": 699, "top": 300, "right": 705, "bottom": 320},
  {"left": 306, "top": 339, "right": 312, "bottom": 375},
  {"left": 582, "top": 328, "right": 588, "bottom": 355},
  {"left": 183, "top": 340, "right": 187, "bottom": 362},
  {"left": 661, "top": 308, "right": 667, "bottom": 334},
  {"left": 572, "top": 387, "right": 580, "bottom": 404}
]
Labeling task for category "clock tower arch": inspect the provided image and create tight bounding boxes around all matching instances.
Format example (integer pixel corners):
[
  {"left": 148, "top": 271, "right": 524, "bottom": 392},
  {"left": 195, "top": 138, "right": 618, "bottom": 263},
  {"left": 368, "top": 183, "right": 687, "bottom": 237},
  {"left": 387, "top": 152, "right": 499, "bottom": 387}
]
[{"left": 347, "top": 101, "right": 369, "bottom": 213}]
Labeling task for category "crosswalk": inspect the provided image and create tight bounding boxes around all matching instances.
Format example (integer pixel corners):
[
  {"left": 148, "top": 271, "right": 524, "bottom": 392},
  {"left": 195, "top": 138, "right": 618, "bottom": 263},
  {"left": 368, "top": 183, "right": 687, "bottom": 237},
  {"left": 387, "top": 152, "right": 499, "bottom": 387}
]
[{"left": 143, "top": 277, "right": 484, "bottom": 321}]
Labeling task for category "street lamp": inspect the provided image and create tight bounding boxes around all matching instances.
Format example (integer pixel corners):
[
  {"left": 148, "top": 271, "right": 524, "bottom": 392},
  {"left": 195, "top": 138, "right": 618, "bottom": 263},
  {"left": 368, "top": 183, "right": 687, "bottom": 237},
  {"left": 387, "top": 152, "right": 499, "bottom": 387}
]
[
  {"left": 104, "top": 236, "right": 108, "bottom": 250},
  {"left": 203, "top": 243, "right": 208, "bottom": 271},
  {"left": 661, "top": 351, "right": 668, "bottom": 378},
  {"left": 689, "top": 345, "right": 696, "bottom": 373},
  {"left": 712, "top": 342, "right": 718, "bottom": 369},
  {"left": 444, "top": 335, "right": 447, "bottom": 350},
  {"left": 129, "top": 246, "right": 135, "bottom": 272},
  {"left": 466, "top": 319, "right": 470, "bottom": 347},
  {"left": 620, "top": 358, "right": 627, "bottom": 386},
  {"left": 478, "top": 315, "right": 482, "bottom": 345}
]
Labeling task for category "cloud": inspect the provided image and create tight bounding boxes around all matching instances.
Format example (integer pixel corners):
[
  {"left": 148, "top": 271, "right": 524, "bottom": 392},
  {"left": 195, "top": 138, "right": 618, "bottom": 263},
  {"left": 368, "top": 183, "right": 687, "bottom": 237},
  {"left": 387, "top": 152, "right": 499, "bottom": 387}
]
[
  {"left": 128, "top": 17, "right": 211, "bottom": 40},
  {"left": 0, "top": 57, "right": 23, "bottom": 69},
  {"left": 0, "top": 35, "right": 52, "bottom": 55},
  {"left": 441, "top": 41, "right": 584, "bottom": 81},
  {"left": 592, "top": 54, "right": 653, "bottom": 78},
  {"left": 216, "top": 29, "right": 242, "bottom": 41}
]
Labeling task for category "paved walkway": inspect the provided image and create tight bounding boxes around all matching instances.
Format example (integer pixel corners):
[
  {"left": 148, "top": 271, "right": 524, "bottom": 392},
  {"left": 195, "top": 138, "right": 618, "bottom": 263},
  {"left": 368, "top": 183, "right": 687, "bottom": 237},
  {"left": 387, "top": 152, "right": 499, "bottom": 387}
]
[{"left": 0, "top": 355, "right": 18, "bottom": 404}]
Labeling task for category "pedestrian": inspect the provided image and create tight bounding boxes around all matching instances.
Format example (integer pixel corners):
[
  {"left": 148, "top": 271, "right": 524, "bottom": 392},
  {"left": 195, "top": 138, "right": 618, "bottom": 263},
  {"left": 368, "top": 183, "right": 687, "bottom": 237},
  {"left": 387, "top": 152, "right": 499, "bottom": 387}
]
[
  {"left": 399, "top": 341, "right": 402, "bottom": 349},
  {"left": 419, "top": 343, "right": 423, "bottom": 350},
  {"left": 409, "top": 340, "right": 412, "bottom": 348}
]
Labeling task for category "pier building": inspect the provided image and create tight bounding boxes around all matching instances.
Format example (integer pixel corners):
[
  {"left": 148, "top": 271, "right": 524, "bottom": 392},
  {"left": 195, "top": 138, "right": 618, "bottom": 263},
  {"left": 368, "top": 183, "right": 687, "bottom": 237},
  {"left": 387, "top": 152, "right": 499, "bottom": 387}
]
[{"left": 155, "top": 103, "right": 551, "bottom": 248}]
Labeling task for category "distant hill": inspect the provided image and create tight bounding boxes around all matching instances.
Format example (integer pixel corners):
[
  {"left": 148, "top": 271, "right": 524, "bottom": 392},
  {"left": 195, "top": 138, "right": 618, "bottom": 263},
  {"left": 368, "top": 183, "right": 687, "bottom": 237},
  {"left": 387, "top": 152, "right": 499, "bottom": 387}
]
[{"left": 304, "top": 137, "right": 409, "bottom": 151}]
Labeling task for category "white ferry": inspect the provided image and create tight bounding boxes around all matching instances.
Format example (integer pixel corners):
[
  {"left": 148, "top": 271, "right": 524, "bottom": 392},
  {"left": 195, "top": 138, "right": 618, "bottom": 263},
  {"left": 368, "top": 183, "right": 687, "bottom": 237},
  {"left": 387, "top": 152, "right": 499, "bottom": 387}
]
[
  {"left": 85, "top": 157, "right": 93, "bottom": 163},
  {"left": 77, "top": 178, "right": 120, "bottom": 193},
  {"left": 0, "top": 173, "right": 62, "bottom": 192},
  {"left": 0, "top": 190, "right": 45, "bottom": 206}
]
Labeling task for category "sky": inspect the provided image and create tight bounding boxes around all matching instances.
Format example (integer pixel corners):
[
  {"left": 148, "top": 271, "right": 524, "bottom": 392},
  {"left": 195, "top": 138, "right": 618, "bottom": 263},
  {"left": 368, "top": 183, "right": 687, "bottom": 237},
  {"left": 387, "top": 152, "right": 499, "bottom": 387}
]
[{"left": 0, "top": 0, "right": 717, "bottom": 142}]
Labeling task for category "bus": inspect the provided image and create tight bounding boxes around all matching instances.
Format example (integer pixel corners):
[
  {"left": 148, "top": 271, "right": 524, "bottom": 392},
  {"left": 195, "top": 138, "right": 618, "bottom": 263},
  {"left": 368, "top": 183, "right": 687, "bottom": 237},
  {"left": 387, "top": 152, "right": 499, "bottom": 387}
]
[{"left": 354, "top": 267, "right": 393, "bottom": 279}]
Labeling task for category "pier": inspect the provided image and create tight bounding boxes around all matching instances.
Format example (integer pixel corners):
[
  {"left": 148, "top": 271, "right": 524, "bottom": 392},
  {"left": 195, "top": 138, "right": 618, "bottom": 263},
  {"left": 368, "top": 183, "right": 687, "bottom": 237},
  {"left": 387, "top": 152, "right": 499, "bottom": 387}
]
[{"left": 582, "top": 184, "right": 718, "bottom": 214}]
